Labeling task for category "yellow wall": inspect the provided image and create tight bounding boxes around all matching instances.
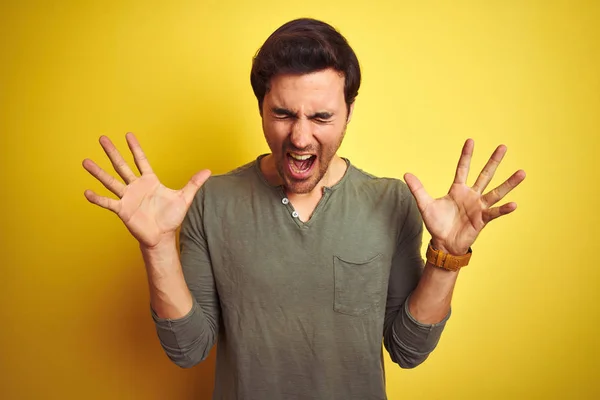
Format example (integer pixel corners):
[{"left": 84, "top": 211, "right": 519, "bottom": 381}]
[{"left": 2, "top": 1, "right": 598, "bottom": 399}]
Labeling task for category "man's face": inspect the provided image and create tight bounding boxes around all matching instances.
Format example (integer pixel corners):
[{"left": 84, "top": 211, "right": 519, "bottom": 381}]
[{"left": 261, "top": 68, "right": 353, "bottom": 194}]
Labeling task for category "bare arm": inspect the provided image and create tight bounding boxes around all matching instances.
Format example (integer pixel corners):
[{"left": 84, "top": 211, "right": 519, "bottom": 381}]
[
  {"left": 404, "top": 139, "right": 525, "bottom": 325},
  {"left": 383, "top": 193, "right": 451, "bottom": 369},
  {"left": 141, "top": 235, "right": 193, "bottom": 319},
  {"left": 83, "top": 133, "right": 217, "bottom": 367},
  {"left": 385, "top": 139, "right": 525, "bottom": 368},
  {"left": 408, "top": 264, "right": 458, "bottom": 324}
]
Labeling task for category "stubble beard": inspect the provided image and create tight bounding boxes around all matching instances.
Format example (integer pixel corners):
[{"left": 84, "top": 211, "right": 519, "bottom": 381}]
[{"left": 276, "top": 125, "right": 347, "bottom": 195}]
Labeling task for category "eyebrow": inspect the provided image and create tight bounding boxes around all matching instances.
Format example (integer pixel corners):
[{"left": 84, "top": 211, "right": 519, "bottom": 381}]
[
  {"left": 271, "top": 107, "right": 334, "bottom": 120},
  {"left": 271, "top": 107, "right": 297, "bottom": 118}
]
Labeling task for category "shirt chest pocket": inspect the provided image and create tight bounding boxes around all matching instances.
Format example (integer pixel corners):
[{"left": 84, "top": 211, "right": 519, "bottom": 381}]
[{"left": 333, "top": 254, "right": 386, "bottom": 316}]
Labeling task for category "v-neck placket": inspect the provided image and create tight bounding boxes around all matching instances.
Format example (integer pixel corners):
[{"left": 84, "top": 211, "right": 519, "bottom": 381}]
[
  {"left": 253, "top": 154, "right": 352, "bottom": 230},
  {"left": 278, "top": 186, "right": 334, "bottom": 229}
]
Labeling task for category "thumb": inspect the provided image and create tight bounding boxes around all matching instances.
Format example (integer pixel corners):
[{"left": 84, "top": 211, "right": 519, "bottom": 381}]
[
  {"left": 181, "top": 169, "right": 212, "bottom": 205},
  {"left": 403, "top": 173, "right": 432, "bottom": 212}
]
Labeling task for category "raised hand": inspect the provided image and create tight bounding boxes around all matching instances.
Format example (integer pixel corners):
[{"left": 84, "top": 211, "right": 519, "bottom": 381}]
[
  {"left": 82, "top": 133, "right": 211, "bottom": 248},
  {"left": 404, "top": 139, "right": 526, "bottom": 256}
]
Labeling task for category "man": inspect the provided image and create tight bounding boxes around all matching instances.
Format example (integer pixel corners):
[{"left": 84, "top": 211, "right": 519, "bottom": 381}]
[{"left": 83, "top": 18, "right": 525, "bottom": 399}]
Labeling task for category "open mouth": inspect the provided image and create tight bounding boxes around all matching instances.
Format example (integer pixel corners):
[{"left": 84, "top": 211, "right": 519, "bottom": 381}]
[{"left": 287, "top": 152, "right": 316, "bottom": 177}]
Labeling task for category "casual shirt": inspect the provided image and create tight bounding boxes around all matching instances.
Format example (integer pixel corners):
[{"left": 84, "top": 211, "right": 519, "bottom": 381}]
[{"left": 152, "top": 156, "right": 450, "bottom": 399}]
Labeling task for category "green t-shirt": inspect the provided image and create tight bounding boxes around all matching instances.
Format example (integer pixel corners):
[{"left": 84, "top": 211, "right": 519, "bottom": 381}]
[{"left": 152, "top": 156, "right": 450, "bottom": 400}]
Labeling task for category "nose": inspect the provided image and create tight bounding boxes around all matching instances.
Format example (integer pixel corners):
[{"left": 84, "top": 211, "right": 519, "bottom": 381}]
[{"left": 290, "top": 118, "right": 312, "bottom": 150}]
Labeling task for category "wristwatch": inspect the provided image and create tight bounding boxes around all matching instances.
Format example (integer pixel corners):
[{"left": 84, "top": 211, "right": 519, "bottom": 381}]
[{"left": 426, "top": 241, "right": 472, "bottom": 272}]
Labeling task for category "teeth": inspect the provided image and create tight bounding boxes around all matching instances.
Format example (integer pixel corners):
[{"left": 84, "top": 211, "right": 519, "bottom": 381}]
[{"left": 289, "top": 153, "right": 312, "bottom": 161}]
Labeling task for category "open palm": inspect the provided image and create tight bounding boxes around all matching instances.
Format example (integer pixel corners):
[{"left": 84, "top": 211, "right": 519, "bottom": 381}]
[
  {"left": 404, "top": 139, "right": 526, "bottom": 256},
  {"left": 82, "top": 133, "right": 211, "bottom": 248}
]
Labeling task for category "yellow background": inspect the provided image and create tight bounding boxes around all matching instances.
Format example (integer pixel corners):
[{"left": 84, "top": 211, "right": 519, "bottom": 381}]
[{"left": 1, "top": 1, "right": 598, "bottom": 399}]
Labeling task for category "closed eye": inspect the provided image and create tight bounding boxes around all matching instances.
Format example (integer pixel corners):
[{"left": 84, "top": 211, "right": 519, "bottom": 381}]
[
  {"left": 272, "top": 107, "right": 296, "bottom": 120},
  {"left": 311, "top": 112, "right": 334, "bottom": 124}
]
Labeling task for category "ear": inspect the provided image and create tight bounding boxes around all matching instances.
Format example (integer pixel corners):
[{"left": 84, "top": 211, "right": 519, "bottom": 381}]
[{"left": 346, "top": 102, "right": 355, "bottom": 124}]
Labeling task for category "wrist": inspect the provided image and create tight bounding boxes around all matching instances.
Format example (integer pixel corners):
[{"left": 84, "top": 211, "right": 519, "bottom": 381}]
[
  {"left": 430, "top": 239, "right": 469, "bottom": 256},
  {"left": 141, "top": 233, "right": 177, "bottom": 253},
  {"left": 424, "top": 261, "right": 460, "bottom": 277},
  {"left": 426, "top": 240, "right": 472, "bottom": 272},
  {"left": 140, "top": 234, "right": 178, "bottom": 269}
]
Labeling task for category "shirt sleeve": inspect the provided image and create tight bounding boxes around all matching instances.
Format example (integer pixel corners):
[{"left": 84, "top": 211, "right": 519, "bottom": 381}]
[
  {"left": 382, "top": 183, "right": 450, "bottom": 368},
  {"left": 151, "top": 186, "right": 221, "bottom": 368}
]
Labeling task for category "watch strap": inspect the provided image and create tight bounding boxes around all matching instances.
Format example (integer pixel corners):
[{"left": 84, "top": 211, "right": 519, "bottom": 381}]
[{"left": 426, "top": 242, "right": 472, "bottom": 271}]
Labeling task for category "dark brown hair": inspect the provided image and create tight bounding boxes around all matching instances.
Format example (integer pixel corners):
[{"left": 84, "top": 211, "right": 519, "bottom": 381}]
[{"left": 250, "top": 18, "right": 361, "bottom": 114}]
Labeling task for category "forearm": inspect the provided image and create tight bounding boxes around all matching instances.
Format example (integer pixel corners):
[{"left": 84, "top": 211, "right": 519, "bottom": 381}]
[
  {"left": 384, "top": 264, "right": 455, "bottom": 368},
  {"left": 145, "top": 230, "right": 220, "bottom": 368},
  {"left": 408, "top": 262, "right": 459, "bottom": 324},
  {"left": 384, "top": 242, "right": 455, "bottom": 368},
  {"left": 141, "top": 234, "right": 193, "bottom": 319}
]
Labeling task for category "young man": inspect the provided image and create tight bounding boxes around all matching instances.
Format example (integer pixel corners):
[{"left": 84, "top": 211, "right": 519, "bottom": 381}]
[{"left": 83, "top": 18, "right": 525, "bottom": 400}]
